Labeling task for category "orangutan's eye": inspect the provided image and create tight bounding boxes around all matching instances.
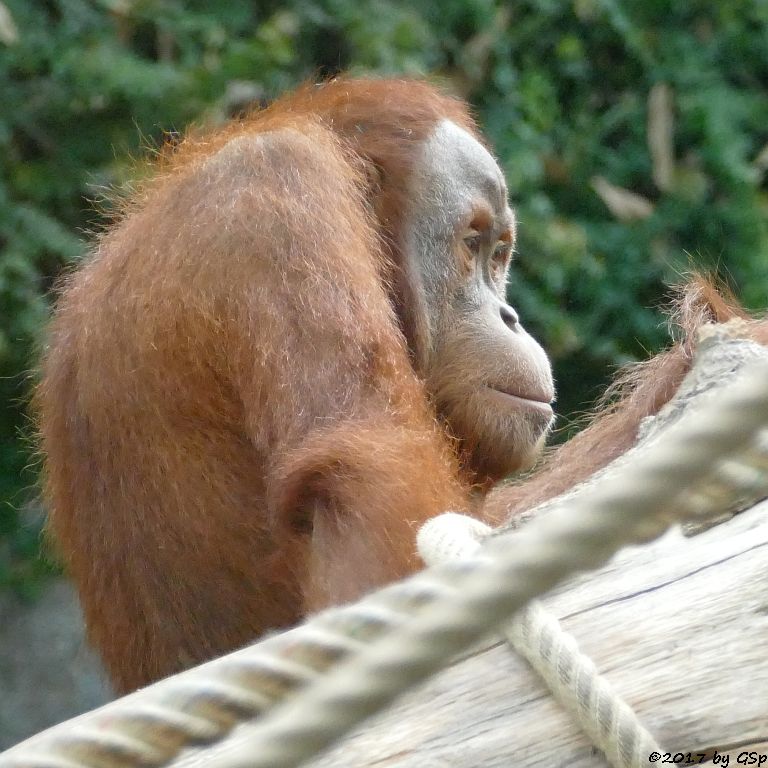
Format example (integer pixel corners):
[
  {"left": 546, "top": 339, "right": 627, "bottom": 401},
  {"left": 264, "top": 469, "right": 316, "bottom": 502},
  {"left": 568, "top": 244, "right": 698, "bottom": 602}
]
[
  {"left": 463, "top": 229, "right": 482, "bottom": 255},
  {"left": 492, "top": 240, "right": 513, "bottom": 266}
]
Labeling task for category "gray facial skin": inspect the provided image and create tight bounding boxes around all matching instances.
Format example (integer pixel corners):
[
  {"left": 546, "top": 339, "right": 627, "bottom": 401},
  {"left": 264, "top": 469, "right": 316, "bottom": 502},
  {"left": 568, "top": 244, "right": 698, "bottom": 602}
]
[{"left": 403, "top": 119, "right": 555, "bottom": 481}]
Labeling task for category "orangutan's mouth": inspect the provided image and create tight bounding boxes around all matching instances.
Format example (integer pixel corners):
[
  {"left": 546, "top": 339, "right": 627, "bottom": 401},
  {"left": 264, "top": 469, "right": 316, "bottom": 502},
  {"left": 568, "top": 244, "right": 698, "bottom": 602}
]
[{"left": 485, "top": 385, "right": 553, "bottom": 411}]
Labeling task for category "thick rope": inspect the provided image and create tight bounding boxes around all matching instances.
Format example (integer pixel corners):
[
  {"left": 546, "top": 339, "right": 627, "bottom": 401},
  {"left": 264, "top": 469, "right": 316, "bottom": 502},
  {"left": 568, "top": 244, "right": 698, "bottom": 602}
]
[
  {"left": 3, "top": 359, "right": 768, "bottom": 768},
  {"left": 0, "top": 579, "right": 447, "bottom": 768},
  {"left": 417, "top": 513, "right": 661, "bottom": 768}
]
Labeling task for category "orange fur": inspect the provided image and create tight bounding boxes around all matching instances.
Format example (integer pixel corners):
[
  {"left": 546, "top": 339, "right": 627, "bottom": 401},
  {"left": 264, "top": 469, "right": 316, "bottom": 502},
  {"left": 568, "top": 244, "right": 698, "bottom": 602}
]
[{"left": 38, "top": 81, "right": 474, "bottom": 692}]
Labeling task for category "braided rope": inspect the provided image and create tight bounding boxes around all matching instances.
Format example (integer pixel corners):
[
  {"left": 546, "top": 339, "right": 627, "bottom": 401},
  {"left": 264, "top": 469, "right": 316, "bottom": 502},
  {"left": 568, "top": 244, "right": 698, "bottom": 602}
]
[
  {"left": 418, "top": 513, "right": 661, "bottom": 768},
  {"left": 3, "top": 358, "right": 767, "bottom": 768},
  {"left": 0, "top": 579, "right": 449, "bottom": 768}
]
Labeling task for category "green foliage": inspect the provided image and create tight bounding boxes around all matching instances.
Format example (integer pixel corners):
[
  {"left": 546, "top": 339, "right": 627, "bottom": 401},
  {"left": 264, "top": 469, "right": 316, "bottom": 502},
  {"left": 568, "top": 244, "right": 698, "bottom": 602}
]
[{"left": 1, "top": 0, "right": 767, "bottom": 591}]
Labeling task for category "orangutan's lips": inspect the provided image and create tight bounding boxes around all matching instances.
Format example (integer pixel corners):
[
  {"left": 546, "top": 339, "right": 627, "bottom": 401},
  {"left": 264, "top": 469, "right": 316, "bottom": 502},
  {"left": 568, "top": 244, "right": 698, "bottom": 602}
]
[{"left": 485, "top": 385, "right": 554, "bottom": 413}]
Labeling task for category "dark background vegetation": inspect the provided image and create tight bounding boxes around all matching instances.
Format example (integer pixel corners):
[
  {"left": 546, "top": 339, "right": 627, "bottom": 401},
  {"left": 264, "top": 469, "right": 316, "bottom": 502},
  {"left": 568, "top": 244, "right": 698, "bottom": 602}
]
[{"left": 1, "top": 0, "right": 767, "bottom": 595}]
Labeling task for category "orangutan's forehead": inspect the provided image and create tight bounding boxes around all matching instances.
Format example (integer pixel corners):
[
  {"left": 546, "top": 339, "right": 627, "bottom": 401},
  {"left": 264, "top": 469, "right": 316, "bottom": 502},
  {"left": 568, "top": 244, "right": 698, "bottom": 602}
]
[{"left": 410, "top": 118, "right": 508, "bottom": 220}]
